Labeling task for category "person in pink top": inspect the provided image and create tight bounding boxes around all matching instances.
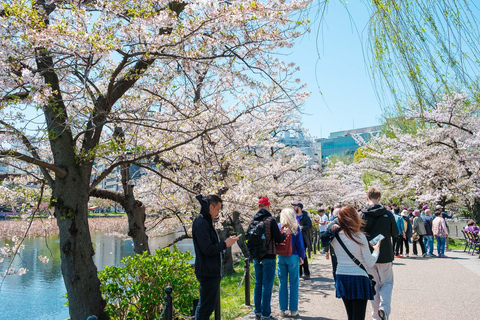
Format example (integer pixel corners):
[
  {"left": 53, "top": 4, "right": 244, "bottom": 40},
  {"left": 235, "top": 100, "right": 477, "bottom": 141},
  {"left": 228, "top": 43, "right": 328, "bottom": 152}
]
[{"left": 432, "top": 210, "right": 448, "bottom": 258}]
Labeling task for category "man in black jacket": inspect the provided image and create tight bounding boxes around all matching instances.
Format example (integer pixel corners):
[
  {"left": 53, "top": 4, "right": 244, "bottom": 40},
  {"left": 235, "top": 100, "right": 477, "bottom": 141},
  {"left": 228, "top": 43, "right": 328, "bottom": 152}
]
[
  {"left": 253, "top": 197, "right": 286, "bottom": 320},
  {"left": 292, "top": 203, "right": 312, "bottom": 280},
  {"left": 360, "top": 188, "right": 398, "bottom": 320},
  {"left": 192, "top": 194, "right": 238, "bottom": 320}
]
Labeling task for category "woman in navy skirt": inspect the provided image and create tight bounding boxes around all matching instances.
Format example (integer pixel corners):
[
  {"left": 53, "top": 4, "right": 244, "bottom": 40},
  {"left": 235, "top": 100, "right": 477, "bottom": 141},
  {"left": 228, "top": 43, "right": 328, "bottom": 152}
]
[{"left": 330, "top": 206, "right": 381, "bottom": 320}]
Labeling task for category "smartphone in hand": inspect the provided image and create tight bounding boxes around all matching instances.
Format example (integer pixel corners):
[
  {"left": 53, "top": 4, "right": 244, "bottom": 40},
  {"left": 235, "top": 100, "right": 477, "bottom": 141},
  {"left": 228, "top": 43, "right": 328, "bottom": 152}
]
[{"left": 369, "top": 234, "right": 385, "bottom": 246}]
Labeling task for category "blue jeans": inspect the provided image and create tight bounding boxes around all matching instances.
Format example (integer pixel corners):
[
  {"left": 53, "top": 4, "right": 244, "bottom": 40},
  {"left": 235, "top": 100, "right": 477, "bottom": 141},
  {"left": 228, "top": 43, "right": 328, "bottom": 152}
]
[
  {"left": 436, "top": 236, "right": 446, "bottom": 256},
  {"left": 254, "top": 258, "right": 276, "bottom": 318},
  {"left": 423, "top": 235, "right": 434, "bottom": 255},
  {"left": 277, "top": 254, "right": 300, "bottom": 312}
]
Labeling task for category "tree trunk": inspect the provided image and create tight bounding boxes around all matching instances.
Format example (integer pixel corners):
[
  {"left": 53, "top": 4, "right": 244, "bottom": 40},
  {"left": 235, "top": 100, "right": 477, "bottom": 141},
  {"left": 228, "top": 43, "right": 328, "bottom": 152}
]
[
  {"left": 119, "top": 158, "right": 150, "bottom": 255},
  {"left": 123, "top": 194, "right": 150, "bottom": 254},
  {"left": 54, "top": 171, "right": 107, "bottom": 320},
  {"left": 89, "top": 187, "right": 150, "bottom": 255},
  {"left": 231, "top": 211, "right": 249, "bottom": 257},
  {"left": 219, "top": 226, "right": 235, "bottom": 276},
  {"left": 473, "top": 196, "right": 480, "bottom": 225}
]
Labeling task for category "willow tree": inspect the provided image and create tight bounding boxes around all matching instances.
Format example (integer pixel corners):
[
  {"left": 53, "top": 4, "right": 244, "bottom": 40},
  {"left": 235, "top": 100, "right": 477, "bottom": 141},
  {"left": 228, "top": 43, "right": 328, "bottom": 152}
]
[
  {"left": 367, "top": 0, "right": 480, "bottom": 114},
  {"left": 364, "top": 0, "right": 480, "bottom": 214}
]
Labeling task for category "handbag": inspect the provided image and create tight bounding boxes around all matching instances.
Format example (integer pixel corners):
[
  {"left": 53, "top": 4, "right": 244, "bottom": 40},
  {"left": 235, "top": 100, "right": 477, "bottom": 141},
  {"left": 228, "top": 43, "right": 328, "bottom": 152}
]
[
  {"left": 334, "top": 233, "right": 376, "bottom": 295},
  {"left": 275, "top": 227, "right": 293, "bottom": 256},
  {"left": 437, "top": 222, "right": 448, "bottom": 238},
  {"left": 412, "top": 232, "right": 420, "bottom": 242}
]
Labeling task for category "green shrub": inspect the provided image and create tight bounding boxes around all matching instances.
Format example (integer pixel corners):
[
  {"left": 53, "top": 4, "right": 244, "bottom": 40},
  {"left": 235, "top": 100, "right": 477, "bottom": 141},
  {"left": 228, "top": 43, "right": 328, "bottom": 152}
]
[{"left": 99, "top": 247, "right": 198, "bottom": 320}]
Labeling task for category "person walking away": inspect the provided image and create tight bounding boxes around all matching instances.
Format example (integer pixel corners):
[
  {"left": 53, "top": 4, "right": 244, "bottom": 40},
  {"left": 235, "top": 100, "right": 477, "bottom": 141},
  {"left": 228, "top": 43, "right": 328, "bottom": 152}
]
[
  {"left": 277, "top": 207, "right": 305, "bottom": 317},
  {"left": 328, "top": 206, "right": 381, "bottom": 320},
  {"left": 318, "top": 208, "right": 329, "bottom": 253},
  {"left": 359, "top": 187, "right": 398, "bottom": 320},
  {"left": 192, "top": 195, "right": 239, "bottom": 320},
  {"left": 399, "top": 210, "right": 412, "bottom": 258},
  {"left": 292, "top": 203, "right": 312, "bottom": 280},
  {"left": 421, "top": 209, "right": 435, "bottom": 257},
  {"left": 412, "top": 210, "right": 427, "bottom": 257},
  {"left": 252, "top": 197, "right": 286, "bottom": 320},
  {"left": 392, "top": 208, "right": 405, "bottom": 257},
  {"left": 432, "top": 210, "right": 448, "bottom": 258}
]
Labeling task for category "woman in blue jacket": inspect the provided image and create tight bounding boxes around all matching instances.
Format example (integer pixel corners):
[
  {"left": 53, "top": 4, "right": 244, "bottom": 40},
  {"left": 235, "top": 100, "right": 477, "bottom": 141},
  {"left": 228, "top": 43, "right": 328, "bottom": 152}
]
[{"left": 277, "top": 207, "right": 306, "bottom": 317}]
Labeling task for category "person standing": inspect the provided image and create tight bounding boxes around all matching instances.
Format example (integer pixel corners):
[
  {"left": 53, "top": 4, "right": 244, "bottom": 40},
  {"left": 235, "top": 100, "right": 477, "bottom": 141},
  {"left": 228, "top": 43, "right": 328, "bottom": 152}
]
[
  {"left": 329, "top": 206, "right": 381, "bottom": 320},
  {"left": 253, "top": 197, "right": 286, "bottom": 320},
  {"left": 398, "top": 210, "right": 412, "bottom": 258},
  {"left": 192, "top": 195, "right": 238, "bottom": 320},
  {"left": 359, "top": 188, "right": 398, "bottom": 320},
  {"left": 318, "top": 208, "right": 329, "bottom": 253},
  {"left": 432, "top": 210, "right": 449, "bottom": 258},
  {"left": 435, "top": 205, "right": 454, "bottom": 251},
  {"left": 277, "top": 207, "right": 305, "bottom": 318},
  {"left": 292, "top": 202, "right": 312, "bottom": 280},
  {"left": 392, "top": 207, "right": 405, "bottom": 257},
  {"left": 421, "top": 209, "right": 435, "bottom": 257},
  {"left": 412, "top": 210, "right": 427, "bottom": 257}
]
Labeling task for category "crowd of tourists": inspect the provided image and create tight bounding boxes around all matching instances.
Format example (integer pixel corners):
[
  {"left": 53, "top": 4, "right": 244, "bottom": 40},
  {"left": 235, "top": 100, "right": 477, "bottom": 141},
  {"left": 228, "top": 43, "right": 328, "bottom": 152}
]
[
  {"left": 325, "top": 203, "right": 455, "bottom": 259},
  {"left": 190, "top": 190, "right": 476, "bottom": 320}
]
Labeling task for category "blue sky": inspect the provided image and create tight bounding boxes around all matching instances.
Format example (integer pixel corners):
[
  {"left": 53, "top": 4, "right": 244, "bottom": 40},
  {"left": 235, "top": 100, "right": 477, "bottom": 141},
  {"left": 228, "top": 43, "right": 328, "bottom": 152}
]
[{"left": 287, "top": 1, "right": 383, "bottom": 139}]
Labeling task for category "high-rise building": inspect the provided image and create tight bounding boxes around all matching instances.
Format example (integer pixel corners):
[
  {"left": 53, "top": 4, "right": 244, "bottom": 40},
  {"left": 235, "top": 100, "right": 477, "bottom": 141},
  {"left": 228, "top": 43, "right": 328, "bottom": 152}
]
[
  {"left": 315, "top": 125, "right": 382, "bottom": 162},
  {"left": 278, "top": 130, "right": 316, "bottom": 163}
]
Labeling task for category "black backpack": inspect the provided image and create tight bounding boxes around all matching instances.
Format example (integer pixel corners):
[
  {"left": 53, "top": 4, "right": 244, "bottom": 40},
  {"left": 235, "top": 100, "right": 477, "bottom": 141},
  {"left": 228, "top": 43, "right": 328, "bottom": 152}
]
[{"left": 245, "top": 219, "right": 269, "bottom": 260}]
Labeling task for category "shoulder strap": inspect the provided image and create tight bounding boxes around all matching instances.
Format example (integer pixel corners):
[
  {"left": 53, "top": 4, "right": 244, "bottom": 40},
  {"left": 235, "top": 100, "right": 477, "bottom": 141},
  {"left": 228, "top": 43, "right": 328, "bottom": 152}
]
[{"left": 334, "top": 233, "right": 369, "bottom": 275}]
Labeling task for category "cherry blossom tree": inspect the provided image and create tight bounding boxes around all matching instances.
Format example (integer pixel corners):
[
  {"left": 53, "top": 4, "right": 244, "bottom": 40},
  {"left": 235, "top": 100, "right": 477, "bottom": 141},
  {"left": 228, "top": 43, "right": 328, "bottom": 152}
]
[
  {"left": 355, "top": 94, "right": 480, "bottom": 221},
  {"left": 0, "top": 0, "right": 310, "bottom": 318}
]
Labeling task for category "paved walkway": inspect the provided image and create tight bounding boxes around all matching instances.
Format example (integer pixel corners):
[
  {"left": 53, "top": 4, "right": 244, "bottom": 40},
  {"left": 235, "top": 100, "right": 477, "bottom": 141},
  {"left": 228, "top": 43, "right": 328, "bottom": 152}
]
[{"left": 240, "top": 250, "right": 480, "bottom": 320}]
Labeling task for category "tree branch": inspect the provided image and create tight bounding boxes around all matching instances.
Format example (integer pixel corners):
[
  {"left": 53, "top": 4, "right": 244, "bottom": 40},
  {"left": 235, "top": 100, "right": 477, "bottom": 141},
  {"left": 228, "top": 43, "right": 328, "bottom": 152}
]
[
  {"left": 0, "top": 150, "right": 67, "bottom": 179},
  {"left": 0, "top": 120, "right": 54, "bottom": 187}
]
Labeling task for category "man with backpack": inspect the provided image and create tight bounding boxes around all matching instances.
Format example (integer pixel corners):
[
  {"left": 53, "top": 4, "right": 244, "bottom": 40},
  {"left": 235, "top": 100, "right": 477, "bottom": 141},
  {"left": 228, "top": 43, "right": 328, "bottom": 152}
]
[
  {"left": 246, "top": 197, "right": 286, "bottom": 320},
  {"left": 359, "top": 188, "right": 398, "bottom": 320}
]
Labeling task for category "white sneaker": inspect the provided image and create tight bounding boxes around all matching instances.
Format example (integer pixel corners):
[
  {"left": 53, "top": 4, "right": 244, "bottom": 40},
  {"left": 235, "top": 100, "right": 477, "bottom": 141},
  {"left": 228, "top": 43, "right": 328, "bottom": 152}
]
[
  {"left": 378, "top": 309, "right": 388, "bottom": 320},
  {"left": 291, "top": 311, "right": 299, "bottom": 317}
]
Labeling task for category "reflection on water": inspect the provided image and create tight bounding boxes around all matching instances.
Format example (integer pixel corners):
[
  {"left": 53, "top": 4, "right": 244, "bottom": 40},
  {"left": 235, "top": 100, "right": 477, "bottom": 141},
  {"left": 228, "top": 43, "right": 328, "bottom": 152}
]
[{"left": 0, "top": 231, "right": 193, "bottom": 320}]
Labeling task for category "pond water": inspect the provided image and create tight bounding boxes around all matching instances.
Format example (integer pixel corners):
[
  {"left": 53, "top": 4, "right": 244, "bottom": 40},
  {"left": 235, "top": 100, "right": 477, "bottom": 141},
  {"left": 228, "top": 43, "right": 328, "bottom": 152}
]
[{"left": 0, "top": 231, "right": 194, "bottom": 320}]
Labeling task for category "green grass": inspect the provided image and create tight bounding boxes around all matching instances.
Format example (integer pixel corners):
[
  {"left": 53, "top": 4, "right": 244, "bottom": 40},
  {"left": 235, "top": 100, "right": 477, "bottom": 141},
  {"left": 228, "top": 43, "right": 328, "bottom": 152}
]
[
  {"left": 443, "top": 236, "right": 468, "bottom": 251},
  {"left": 87, "top": 211, "right": 127, "bottom": 217},
  {"left": 219, "top": 259, "right": 255, "bottom": 320}
]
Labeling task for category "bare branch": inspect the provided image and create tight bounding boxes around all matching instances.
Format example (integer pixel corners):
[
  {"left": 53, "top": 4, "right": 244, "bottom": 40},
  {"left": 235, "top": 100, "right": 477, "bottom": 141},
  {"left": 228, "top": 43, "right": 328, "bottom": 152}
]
[
  {"left": 0, "top": 120, "right": 54, "bottom": 186},
  {"left": 0, "top": 150, "right": 67, "bottom": 179}
]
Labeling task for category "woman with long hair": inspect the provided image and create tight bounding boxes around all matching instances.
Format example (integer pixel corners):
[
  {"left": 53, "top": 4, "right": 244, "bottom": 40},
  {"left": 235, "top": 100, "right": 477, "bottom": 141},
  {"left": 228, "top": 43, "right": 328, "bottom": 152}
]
[
  {"left": 277, "top": 207, "right": 305, "bottom": 317},
  {"left": 330, "top": 206, "right": 381, "bottom": 320}
]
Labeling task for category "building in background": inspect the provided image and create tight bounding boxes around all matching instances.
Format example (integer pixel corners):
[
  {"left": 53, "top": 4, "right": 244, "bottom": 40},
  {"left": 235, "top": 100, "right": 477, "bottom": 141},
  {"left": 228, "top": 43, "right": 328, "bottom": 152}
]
[
  {"left": 278, "top": 130, "right": 316, "bottom": 163},
  {"left": 315, "top": 125, "right": 382, "bottom": 163}
]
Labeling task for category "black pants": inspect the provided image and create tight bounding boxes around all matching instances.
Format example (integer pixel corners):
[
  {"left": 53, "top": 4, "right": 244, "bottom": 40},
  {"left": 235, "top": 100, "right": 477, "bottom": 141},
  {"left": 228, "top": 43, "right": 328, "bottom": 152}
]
[
  {"left": 299, "top": 256, "right": 310, "bottom": 277},
  {"left": 341, "top": 298, "right": 368, "bottom": 320},
  {"left": 397, "top": 236, "right": 409, "bottom": 255},
  {"left": 394, "top": 235, "right": 403, "bottom": 255},
  {"left": 195, "top": 276, "right": 221, "bottom": 320},
  {"left": 392, "top": 236, "right": 398, "bottom": 253},
  {"left": 413, "top": 235, "right": 426, "bottom": 255}
]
